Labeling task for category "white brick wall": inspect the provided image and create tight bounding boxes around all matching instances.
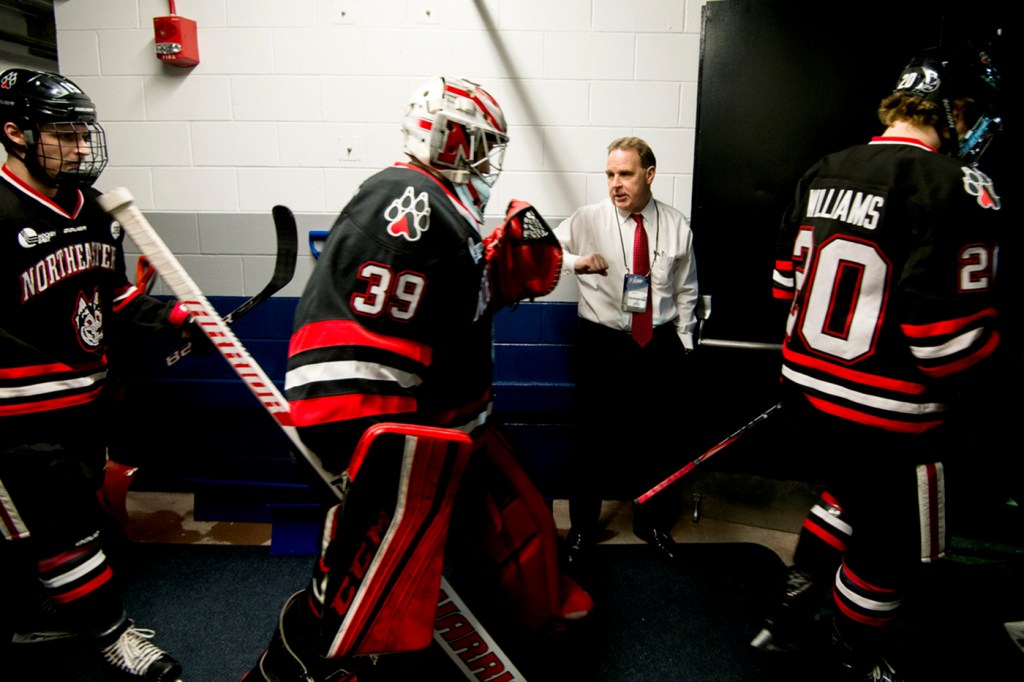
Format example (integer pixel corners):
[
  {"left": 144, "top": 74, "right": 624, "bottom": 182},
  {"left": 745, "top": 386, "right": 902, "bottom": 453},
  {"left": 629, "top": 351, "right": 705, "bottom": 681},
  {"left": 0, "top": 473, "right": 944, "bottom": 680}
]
[{"left": 51, "top": 0, "right": 713, "bottom": 298}]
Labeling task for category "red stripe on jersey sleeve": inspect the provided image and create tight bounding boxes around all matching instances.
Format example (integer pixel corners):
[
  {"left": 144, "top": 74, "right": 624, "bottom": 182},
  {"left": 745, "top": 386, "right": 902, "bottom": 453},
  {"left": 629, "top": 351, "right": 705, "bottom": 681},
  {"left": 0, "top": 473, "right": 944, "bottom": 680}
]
[
  {"left": 900, "top": 307, "right": 997, "bottom": 338},
  {"left": 772, "top": 287, "right": 794, "bottom": 300},
  {"left": 289, "top": 320, "right": 433, "bottom": 366},
  {"left": 0, "top": 358, "right": 105, "bottom": 380}
]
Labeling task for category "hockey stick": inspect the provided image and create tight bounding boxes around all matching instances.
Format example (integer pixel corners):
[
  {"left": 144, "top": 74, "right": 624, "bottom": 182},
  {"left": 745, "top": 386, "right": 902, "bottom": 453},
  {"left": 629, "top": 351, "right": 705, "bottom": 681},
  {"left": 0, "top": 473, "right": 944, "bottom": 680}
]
[
  {"left": 97, "top": 187, "right": 526, "bottom": 682},
  {"left": 633, "top": 401, "right": 784, "bottom": 506},
  {"left": 165, "top": 204, "right": 298, "bottom": 367}
]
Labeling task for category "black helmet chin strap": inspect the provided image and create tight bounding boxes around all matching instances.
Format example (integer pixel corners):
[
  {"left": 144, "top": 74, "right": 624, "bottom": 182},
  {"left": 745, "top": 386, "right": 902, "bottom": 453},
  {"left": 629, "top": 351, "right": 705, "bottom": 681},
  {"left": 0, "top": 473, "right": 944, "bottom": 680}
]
[{"left": 936, "top": 97, "right": 960, "bottom": 157}]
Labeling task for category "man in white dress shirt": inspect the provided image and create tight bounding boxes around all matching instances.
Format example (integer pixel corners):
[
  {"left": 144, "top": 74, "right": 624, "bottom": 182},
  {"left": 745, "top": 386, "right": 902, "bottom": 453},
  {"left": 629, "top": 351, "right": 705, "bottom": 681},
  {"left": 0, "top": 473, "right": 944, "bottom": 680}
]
[{"left": 555, "top": 136, "right": 699, "bottom": 569}]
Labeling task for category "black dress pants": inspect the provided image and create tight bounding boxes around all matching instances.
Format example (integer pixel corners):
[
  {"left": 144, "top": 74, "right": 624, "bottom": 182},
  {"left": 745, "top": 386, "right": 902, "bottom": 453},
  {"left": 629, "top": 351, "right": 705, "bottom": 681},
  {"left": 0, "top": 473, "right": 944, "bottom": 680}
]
[{"left": 567, "top": 319, "right": 689, "bottom": 537}]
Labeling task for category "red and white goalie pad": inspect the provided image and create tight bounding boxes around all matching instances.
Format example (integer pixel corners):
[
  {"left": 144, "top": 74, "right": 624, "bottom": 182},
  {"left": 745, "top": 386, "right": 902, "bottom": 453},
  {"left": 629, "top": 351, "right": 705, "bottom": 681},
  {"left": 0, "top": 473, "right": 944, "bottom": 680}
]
[
  {"left": 483, "top": 199, "right": 563, "bottom": 310},
  {"left": 314, "top": 423, "right": 474, "bottom": 659},
  {"left": 448, "top": 427, "right": 593, "bottom": 635}
]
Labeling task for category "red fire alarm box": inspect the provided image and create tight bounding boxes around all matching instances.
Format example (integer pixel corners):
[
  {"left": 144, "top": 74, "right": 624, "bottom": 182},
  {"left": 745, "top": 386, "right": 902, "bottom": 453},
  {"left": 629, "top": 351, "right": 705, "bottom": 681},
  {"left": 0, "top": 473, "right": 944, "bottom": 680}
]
[{"left": 154, "top": 6, "right": 199, "bottom": 67}]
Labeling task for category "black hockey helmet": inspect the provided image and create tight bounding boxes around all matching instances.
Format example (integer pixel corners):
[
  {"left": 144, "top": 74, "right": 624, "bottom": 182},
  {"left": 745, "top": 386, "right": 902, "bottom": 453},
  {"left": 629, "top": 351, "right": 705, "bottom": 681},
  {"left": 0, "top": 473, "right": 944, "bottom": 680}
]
[
  {"left": 0, "top": 68, "right": 108, "bottom": 187},
  {"left": 893, "top": 44, "right": 1002, "bottom": 165}
]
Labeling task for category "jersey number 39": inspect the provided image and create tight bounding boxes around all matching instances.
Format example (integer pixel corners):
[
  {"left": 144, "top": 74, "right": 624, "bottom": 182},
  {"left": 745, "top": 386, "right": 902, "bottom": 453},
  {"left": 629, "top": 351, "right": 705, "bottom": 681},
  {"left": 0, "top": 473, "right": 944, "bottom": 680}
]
[{"left": 351, "top": 262, "right": 427, "bottom": 321}]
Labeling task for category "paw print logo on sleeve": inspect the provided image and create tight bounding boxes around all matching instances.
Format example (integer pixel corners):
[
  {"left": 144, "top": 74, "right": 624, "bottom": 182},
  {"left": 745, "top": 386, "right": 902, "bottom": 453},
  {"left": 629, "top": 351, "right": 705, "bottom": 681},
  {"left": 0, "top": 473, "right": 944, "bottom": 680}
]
[
  {"left": 385, "top": 186, "right": 432, "bottom": 241},
  {"left": 961, "top": 166, "right": 1001, "bottom": 211}
]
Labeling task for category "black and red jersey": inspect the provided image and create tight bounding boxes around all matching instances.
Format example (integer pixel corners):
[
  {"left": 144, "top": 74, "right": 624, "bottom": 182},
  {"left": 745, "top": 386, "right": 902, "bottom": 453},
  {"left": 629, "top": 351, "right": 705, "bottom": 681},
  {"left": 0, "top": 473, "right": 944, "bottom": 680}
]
[
  {"left": 1, "top": 165, "right": 182, "bottom": 446},
  {"left": 285, "top": 163, "right": 493, "bottom": 468},
  {"left": 772, "top": 137, "right": 1002, "bottom": 433}
]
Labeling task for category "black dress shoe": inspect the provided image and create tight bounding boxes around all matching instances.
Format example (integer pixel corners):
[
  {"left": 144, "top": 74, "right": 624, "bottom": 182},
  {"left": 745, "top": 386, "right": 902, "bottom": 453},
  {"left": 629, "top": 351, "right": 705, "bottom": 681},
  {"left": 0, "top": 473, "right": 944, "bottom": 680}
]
[
  {"left": 562, "top": 528, "right": 590, "bottom": 570},
  {"left": 633, "top": 521, "right": 678, "bottom": 561}
]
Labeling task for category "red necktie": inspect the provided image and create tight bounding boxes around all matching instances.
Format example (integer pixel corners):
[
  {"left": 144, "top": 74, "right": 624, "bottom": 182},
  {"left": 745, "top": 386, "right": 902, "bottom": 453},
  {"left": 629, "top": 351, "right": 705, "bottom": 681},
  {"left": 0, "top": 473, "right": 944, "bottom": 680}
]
[{"left": 631, "top": 213, "right": 653, "bottom": 347}]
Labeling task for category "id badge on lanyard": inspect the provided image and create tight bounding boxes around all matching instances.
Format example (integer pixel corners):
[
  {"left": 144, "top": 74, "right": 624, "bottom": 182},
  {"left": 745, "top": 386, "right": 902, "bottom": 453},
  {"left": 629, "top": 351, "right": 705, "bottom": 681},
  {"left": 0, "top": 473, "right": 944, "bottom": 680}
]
[{"left": 622, "top": 273, "right": 650, "bottom": 313}]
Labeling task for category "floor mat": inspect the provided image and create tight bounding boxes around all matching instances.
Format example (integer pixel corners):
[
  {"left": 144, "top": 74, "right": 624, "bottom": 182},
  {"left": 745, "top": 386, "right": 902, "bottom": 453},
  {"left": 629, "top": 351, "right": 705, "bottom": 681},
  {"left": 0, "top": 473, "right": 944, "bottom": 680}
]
[{"left": 7, "top": 540, "right": 1022, "bottom": 681}]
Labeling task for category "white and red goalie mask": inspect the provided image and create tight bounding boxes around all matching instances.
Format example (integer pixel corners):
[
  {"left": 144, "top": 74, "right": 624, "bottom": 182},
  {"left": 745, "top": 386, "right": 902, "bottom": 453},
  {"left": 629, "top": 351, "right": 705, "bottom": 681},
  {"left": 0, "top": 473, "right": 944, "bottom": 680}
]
[{"left": 401, "top": 76, "right": 509, "bottom": 222}]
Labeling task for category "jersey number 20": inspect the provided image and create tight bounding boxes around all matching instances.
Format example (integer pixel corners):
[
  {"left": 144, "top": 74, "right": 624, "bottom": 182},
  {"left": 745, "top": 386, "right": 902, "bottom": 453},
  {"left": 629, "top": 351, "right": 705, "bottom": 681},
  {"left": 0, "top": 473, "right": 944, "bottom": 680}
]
[{"left": 787, "top": 232, "right": 992, "bottom": 362}]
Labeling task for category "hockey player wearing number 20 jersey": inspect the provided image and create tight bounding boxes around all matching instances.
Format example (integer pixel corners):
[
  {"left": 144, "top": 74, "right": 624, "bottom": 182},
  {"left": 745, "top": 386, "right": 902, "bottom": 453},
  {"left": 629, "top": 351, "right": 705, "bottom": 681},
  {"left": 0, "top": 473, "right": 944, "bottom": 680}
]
[
  {"left": 757, "top": 46, "right": 1006, "bottom": 681},
  {"left": 772, "top": 136, "right": 1001, "bottom": 433}
]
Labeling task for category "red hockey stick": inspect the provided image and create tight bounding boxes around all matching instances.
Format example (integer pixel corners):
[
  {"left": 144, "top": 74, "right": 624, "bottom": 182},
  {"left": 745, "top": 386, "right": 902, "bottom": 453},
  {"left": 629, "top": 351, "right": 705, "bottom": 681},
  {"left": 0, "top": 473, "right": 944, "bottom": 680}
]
[
  {"left": 97, "top": 187, "right": 526, "bottom": 681},
  {"left": 633, "top": 401, "right": 784, "bottom": 506}
]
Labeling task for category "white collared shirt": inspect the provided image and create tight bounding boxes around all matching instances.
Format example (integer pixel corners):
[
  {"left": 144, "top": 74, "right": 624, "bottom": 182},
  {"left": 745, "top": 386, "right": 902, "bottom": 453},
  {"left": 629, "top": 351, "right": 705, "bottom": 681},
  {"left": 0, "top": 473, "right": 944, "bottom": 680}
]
[{"left": 555, "top": 197, "right": 699, "bottom": 349}]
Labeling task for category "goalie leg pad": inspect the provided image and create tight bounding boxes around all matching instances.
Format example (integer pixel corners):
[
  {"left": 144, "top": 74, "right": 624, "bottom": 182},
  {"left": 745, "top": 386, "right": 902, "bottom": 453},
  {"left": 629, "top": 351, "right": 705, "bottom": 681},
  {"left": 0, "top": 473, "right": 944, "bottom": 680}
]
[
  {"left": 316, "top": 423, "right": 474, "bottom": 659},
  {"left": 449, "top": 427, "right": 593, "bottom": 636}
]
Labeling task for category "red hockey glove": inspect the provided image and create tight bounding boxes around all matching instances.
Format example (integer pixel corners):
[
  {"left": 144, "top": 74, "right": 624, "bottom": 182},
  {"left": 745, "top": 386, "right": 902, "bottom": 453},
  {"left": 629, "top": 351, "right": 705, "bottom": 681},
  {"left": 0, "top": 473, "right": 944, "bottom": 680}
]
[
  {"left": 483, "top": 199, "right": 563, "bottom": 311},
  {"left": 168, "top": 303, "right": 215, "bottom": 359}
]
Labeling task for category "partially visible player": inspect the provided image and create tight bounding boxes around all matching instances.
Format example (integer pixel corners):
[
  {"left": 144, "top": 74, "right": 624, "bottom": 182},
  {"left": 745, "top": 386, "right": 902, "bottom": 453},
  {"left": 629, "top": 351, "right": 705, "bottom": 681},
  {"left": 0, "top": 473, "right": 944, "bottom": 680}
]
[
  {"left": 756, "top": 45, "right": 1007, "bottom": 680},
  {"left": 1, "top": 69, "right": 194, "bottom": 680},
  {"left": 243, "top": 76, "right": 575, "bottom": 682}
]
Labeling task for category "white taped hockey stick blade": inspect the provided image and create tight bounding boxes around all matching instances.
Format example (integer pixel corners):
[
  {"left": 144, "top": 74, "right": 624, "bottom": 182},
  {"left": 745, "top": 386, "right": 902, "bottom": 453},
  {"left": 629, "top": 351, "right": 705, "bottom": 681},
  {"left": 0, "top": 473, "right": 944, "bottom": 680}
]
[
  {"left": 164, "top": 204, "right": 298, "bottom": 367},
  {"left": 97, "top": 187, "right": 525, "bottom": 680}
]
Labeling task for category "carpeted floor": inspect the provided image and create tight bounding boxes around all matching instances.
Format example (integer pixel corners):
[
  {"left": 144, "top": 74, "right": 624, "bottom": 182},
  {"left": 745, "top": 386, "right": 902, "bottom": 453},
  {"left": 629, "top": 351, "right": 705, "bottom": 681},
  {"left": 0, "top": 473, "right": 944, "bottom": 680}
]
[{"left": 8, "top": 539, "right": 1023, "bottom": 681}]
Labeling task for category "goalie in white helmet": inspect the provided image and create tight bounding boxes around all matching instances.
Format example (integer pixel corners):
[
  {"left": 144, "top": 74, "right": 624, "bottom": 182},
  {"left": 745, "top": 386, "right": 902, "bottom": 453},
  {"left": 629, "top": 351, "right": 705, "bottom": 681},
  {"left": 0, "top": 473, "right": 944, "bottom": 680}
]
[
  {"left": 400, "top": 76, "right": 509, "bottom": 223},
  {"left": 243, "top": 74, "right": 582, "bottom": 682}
]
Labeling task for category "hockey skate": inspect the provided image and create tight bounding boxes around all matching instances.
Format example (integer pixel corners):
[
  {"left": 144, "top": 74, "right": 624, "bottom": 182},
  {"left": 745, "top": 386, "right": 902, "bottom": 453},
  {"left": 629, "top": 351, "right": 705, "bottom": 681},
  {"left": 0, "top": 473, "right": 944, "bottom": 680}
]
[
  {"left": 99, "top": 622, "right": 183, "bottom": 682},
  {"left": 831, "top": 618, "right": 904, "bottom": 682},
  {"left": 750, "top": 567, "right": 824, "bottom": 653}
]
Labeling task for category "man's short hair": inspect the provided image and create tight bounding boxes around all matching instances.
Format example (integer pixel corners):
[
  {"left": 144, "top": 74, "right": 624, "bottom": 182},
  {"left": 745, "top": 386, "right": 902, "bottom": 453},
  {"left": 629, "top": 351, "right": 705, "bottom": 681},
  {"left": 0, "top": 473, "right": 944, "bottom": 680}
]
[
  {"left": 877, "top": 92, "right": 948, "bottom": 129},
  {"left": 608, "top": 136, "right": 656, "bottom": 169}
]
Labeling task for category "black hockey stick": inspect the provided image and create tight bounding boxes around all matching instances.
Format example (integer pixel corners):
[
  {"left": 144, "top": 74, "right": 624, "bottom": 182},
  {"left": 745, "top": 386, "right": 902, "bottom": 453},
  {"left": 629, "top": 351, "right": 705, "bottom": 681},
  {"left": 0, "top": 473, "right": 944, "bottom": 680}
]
[
  {"left": 164, "top": 204, "right": 298, "bottom": 367},
  {"left": 633, "top": 401, "right": 784, "bottom": 506},
  {"left": 98, "top": 187, "right": 526, "bottom": 681}
]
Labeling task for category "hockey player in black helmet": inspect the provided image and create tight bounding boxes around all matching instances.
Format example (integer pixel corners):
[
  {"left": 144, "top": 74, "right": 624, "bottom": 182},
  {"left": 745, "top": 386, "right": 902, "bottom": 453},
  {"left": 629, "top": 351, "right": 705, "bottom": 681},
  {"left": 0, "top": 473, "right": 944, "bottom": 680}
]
[
  {"left": 0, "top": 68, "right": 109, "bottom": 188},
  {"left": 1, "top": 68, "right": 192, "bottom": 681},
  {"left": 755, "top": 42, "right": 1008, "bottom": 682},
  {"left": 888, "top": 45, "right": 1002, "bottom": 165}
]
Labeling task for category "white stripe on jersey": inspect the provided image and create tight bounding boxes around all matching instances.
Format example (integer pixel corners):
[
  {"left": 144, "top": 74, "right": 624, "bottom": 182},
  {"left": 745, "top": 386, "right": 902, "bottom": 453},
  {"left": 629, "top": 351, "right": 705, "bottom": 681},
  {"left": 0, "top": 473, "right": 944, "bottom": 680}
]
[
  {"left": 0, "top": 370, "right": 107, "bottom": 400},
  {"left": 285, "top": 360, "right": 422, "bottom": 391},
  {"left": 781, "top": 365, "right": 948, "bottom": 415},
  {"left": 909, "top": 327, "right": 983, "bottom": 360},
  {"left": 773, "top": 270, "right": 794, "bottom": 288}
]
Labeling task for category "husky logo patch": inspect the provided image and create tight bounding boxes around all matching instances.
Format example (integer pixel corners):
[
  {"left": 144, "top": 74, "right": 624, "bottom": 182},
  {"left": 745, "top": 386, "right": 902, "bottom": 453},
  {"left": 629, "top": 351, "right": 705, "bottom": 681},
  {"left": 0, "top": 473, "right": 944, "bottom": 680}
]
[
  {"left": 110, "top": 219, "right": 122, "bottom": 240},
  {"left": 961, "top": 167, "right": 1001, "bottom": 211},
  {"left": 385, "top": 187, "right": 431, "bottom": 241},
  {"left": 74, "top": 289, "right": 104, "bottom": 350}
]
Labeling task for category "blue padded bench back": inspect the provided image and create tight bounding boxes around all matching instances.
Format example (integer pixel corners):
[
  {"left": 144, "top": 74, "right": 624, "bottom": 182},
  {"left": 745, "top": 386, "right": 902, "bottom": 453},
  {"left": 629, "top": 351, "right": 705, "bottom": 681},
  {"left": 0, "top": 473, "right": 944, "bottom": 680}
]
[{"left": 118, "top": 297, "right": 581, "bottom": 518}]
